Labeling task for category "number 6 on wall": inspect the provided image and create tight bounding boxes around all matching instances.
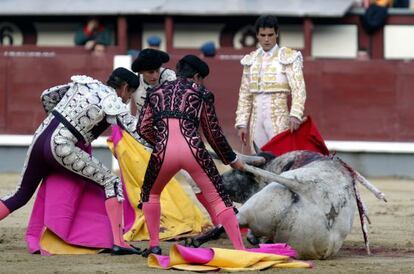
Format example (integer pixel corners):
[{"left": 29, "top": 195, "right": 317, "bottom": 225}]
[{"left": 0, "top": 22, "right": 23, "bottom": 46}]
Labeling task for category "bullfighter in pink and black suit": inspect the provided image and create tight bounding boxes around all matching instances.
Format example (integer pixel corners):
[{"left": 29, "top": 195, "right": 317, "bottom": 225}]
[{"left": 137, "top": 55, "right": 245, "bottom": 257}]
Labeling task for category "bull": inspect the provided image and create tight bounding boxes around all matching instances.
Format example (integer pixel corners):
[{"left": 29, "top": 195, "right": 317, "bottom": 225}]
[{"left": 186, "top": 150, "right": 386, "bottom": 259}]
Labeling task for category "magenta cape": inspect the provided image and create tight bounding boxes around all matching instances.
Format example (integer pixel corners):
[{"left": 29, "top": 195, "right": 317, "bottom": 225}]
[
  {"left": 25, "top": 172, "right": 113, "bottom": 254},
  {"left": 25, "top": 130, "right": 136, "bottom": 254}
]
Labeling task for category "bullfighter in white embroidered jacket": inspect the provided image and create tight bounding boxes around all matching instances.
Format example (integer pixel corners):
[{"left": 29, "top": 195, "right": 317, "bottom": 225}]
[{"left": 235, "top": 15, "right": 306, "bottom": 151}]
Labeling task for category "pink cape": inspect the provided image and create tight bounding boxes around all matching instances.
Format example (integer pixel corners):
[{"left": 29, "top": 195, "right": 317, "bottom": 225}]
[{"left": 25, "top": 129, "right": 135, "bottom": 254}]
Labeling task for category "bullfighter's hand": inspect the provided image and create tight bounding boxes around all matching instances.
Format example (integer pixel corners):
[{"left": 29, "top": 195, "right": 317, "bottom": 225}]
[
  {"left": 237, "top": 127, "right": 248, "bottom": 145},
  {"left": 230, "top": 158, "right": 245, "bottom": 171},
  {"left": 289, "top": 116, "right": 301, "bottom": 133}
]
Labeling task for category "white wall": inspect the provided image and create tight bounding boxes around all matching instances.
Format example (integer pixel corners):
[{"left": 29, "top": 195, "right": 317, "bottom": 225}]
[
  {"left": 142, "top": 23, "right": 223, "bottom": 50},
  {"left": 173, "top": 23, "right": 223, "bottom": 49},
  {"left": 312, "top": 25, "right": 358, "bottom": 58},
  {"left": 384, "top": 25, "right": 414, "bottom": 60},
  {"left": 279, "top": 24, "right": 304, "bottom": 49},
  {"left": 34, "top": 23, "right": 79, "bottom": 46}
]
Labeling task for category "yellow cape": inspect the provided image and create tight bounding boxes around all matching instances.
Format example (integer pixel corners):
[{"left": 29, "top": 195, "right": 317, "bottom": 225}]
[{"left": 148, "top": 244, "right": 313, "bottom": 271}]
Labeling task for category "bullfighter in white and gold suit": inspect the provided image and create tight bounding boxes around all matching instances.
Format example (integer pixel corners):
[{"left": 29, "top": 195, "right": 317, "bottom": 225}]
[{"left": 235, "top": 15, "right": 306, "bottom": 150}]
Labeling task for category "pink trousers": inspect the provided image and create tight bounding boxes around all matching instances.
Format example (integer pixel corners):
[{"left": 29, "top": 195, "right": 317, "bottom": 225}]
[{"left": 142, "top": 119, "right": 244, "bottom": 250}]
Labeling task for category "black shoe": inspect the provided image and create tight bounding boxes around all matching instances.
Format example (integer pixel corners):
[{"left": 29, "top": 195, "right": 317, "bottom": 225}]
[
  {"left": 141, "top": 246, "right": 162, "bottom": 258},
  {"left": 207, "top": 225, "right": 225, "bottom": 240},
  {"left": 111, "top": 244, "right": 142, "bottom": 255}
]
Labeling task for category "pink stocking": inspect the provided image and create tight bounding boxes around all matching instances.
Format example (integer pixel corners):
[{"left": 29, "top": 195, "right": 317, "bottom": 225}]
[
  {"left": 142, "top": 194, "right": 161, "bottom": 247},
  {"left": 105, "top": 197, "right": 129, "bottom": 248},
  {"left": 217, "top": 207, "right": 245, "bottom": 250},
  {"left": 196, "top": 193, "right": 220, "bottom": 226},
  {"left": 0, "top": 201, "right": 10, "bottom": 221}
]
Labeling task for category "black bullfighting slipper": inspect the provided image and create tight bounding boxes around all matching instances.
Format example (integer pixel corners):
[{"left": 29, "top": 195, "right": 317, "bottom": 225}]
[
  {"left": 111, "top": 244, "right": 142, "bottom": 255},
  {"left": 141, "top": 246, "right": 162, "bottom": 258}
]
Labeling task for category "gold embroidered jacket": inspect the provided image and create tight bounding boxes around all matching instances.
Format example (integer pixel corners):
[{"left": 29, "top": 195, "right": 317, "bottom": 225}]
[{"left": 235, "top": 46, "right": 306, "bottom": 128}]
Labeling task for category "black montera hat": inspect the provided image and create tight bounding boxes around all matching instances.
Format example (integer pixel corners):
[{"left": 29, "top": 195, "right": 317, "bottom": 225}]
[
  {"left": 181, "top": 55, "right": 209, "bottom": 78},
  {"left": 111, "top": 67, "right": 140, "bottom": 89},
  {"left": 131, "top": 49, "right": 170, "bottom": 72}
]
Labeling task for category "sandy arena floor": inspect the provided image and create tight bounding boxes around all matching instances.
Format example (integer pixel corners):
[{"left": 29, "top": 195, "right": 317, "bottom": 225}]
[{"left": 0, "top": 173, "right": 413, "bottom": 273}]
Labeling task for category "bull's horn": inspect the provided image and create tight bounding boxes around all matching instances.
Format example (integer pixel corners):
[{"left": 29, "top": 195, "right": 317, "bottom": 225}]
[
  {"left": 208, "top": 150, "right": 266, "bottom": 166},
  {"left": 237, "top": 153, "right": 266, "bottom": 166},
  {"left": 243, "top": 164, "right": 302, "bottom": 192},
  {"left": 253, "top": 141, "right": 262, "bottom": 154}
]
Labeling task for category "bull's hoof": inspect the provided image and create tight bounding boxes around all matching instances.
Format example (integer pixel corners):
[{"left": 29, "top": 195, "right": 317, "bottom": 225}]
[{"left": 141, "top": 246, "right": 162, "bottom": 257}]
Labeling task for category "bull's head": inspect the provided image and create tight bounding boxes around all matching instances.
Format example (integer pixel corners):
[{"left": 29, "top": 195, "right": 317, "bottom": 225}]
[{"left": 220, "top": 151, "right": 276, "bottom": 203}]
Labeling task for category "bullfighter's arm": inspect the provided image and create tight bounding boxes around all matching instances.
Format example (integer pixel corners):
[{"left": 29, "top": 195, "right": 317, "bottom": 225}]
[
  {"left": 40, "top": 83, "right": 71, "bottom": 113},
  {"left": 101, "top": 93, "right": 148, "bottom": 146},
  {"left": 136, "top": 95, "right": 156, "bottom": 147},
  {"left": 282, "top": 48, "right": 306, "bottom": 121},
  {"left": 201, "top": 90, "right": 237, "bottom": 165},
  {"left": 235, "top": 64, "right": 253, "bottom": 128}
]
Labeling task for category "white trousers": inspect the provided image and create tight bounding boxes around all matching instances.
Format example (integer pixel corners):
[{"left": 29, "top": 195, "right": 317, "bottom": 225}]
[{"left": 252, "top": 94, "right": 277, "bottom": 148}]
